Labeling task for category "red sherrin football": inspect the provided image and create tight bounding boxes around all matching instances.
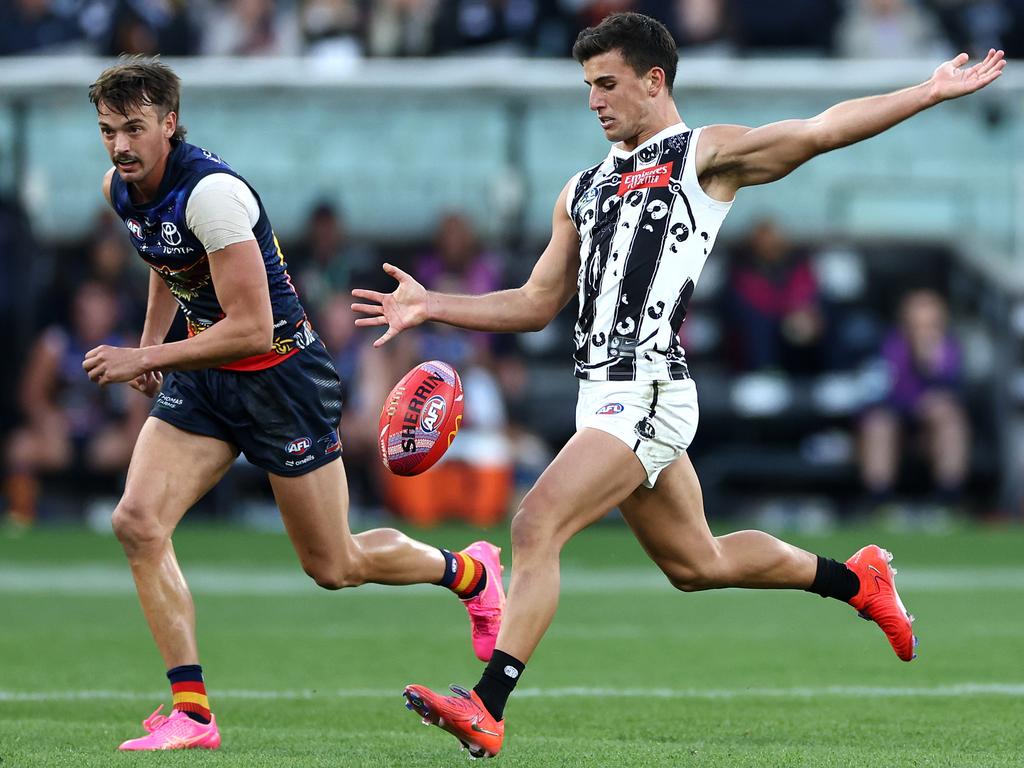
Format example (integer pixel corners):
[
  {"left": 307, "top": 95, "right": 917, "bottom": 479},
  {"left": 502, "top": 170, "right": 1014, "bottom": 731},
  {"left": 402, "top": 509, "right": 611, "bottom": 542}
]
[{"left": 378, "top": 360, "right": 464, "bottom": 476}]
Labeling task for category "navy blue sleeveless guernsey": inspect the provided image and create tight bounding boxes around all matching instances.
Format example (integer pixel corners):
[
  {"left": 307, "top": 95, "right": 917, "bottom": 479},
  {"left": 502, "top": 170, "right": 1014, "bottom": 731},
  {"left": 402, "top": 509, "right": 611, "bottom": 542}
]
[{"left": 110, "top": 139, "right": 310, "bottom": 371}]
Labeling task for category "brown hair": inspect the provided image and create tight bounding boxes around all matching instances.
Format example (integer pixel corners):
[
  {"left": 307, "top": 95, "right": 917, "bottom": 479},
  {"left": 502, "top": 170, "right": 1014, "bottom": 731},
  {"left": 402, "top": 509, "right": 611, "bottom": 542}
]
[
  {"left": 89, "top": 56, "right": 186, "bottom": 141},
  {"left": 572, "top": 12, "right": 678, "bottom": 94}
]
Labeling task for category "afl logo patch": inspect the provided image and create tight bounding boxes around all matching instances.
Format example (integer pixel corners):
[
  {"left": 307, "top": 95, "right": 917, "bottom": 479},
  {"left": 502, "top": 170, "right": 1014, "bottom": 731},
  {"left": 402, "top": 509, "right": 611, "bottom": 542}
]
[
  {"left": 419, "top": 395, "right": 447, "bottom": 433},
  {"left": 125, "top": 218, "right": 143, "bottom": 239},
  {"left": 596, "top": 402, "right": 624, "bottom": 416},
  {"left": 161, "top": 222, "right": 182, "bottom": 246},
  {"left": 285, "top": 437, "right": 312, "bottom": 455}
]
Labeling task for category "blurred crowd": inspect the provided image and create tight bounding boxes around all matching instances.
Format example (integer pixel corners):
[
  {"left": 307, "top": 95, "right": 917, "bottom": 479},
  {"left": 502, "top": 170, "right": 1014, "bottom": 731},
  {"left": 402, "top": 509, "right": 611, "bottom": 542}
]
[
  {"left": 2, "top": 0, "right": 1024, "bottom": 59},
  {"left": 0, "top": 189, "right": 990, "bottom": 529}
]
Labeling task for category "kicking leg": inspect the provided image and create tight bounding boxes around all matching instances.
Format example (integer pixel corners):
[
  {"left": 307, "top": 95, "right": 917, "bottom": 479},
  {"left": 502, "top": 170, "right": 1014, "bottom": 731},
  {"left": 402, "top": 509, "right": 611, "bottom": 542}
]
[
  {"left": 620, "top": 453, "right": 916, "bottom": 660},
  {"left": 618, "top": 453, "right": 817, "bottom": 590}
]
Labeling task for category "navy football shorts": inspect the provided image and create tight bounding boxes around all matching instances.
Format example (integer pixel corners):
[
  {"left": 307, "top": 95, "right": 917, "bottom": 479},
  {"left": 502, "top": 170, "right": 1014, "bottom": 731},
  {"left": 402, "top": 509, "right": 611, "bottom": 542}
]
[{"left": 150, "top": 339, "right": 344, "bottom": 476}]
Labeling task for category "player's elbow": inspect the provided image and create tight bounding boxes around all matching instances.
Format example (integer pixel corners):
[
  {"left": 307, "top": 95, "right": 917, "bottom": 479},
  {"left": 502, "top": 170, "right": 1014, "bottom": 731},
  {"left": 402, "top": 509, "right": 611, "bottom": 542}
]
[
  {"left": 241, "top": 319, "right": 274, "bottom": 357},
  {"left": 805, "top": 116, "right": 844, "bottom": 154}
]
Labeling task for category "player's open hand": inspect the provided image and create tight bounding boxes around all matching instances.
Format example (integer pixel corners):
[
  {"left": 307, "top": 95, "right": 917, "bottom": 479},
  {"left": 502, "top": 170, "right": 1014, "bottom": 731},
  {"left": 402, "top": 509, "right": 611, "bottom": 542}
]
[
  {"left": 930, "top": 49, "right": 1005, "bottom": 102},
  {"left": 129, "top": 370, "right": 163, "bottom": 398},
  {"left": 351, "top": 263, "right": 429, "bottom": 348},
  {"left": 83, "top": 345, "right": 147, "bottom": 386}
]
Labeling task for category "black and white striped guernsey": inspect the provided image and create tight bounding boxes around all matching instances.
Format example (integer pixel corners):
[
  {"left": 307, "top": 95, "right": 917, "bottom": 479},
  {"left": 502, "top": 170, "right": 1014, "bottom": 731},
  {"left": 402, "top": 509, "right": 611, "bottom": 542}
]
[{"left": 567, "top": 123, "right": 732, "bottom": 381}]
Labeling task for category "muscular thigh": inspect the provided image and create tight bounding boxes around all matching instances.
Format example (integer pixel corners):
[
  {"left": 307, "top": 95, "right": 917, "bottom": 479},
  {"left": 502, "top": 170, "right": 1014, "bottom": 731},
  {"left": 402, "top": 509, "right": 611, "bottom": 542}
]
[
  {"left": 618, "top": 452, "right": 718, "bottom": 570},
  {"left": 522, "top": 427, "right": 648, "bottom": 541},
  {"left": 269, "top": 457, "right": 353, "bottom": 566},
  {"left": 122, "top": 417, "right": 239, "bottom": 528}
]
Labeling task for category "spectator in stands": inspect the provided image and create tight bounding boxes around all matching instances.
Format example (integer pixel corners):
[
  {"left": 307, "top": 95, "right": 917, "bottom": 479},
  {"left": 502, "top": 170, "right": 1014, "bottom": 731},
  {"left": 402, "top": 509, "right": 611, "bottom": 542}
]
[
  {"left": 202, "top": 0, "right": 302, "bottom": 56},
  {"left": 836, "top": 0, "right": 951, "bottom": 59},
  {"left": 101, "top": 0, "right": 202, "bottom": 57},
  {"left": 728, "top": 0, "right": 841, "bottom": 53},
  {"left": 432, "top": 0, "right": 543, "bottom": 55},
  {"left": 3, "top": 281, "right": 149, "bottom": 527},
  {"left": 289, "top": 201, "right": 376, "bottom": 319},
  {"left": 416, "top": 212, "right": 504, "bottom": 357},
  {"left": 365, "top": 0, "right": 439, "bottom": 57},
  {"left": 858, "top": 289, "right": 969, "bottom": 511},
  {"left": 0, "top": 0, "right": 87, "bottom": 55},
  {"left": 637, "top": 0, "right": 732, "bottom": 53},
  {"left": 724, "top": 218, "right": 829, "bottom": 374},
  {"left": 0, "top": 196, "right": 40, "bottom": 439},
  {"left": 300, "top": 0, "right": 364, "bottom": 59}
]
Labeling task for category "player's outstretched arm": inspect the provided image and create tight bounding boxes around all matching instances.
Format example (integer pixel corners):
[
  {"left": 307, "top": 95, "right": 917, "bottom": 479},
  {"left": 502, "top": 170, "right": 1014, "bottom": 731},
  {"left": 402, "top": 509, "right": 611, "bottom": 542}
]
[
  {"left": 352, "top": 181, "right": 581, "bottom": 347},
  {"left": 699, "top": 49, "right": 1006, "bottom": 199}
]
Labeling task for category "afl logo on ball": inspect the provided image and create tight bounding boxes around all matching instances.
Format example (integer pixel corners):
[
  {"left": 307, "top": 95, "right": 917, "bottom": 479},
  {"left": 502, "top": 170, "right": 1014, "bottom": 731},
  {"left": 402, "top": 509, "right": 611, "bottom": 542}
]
[
  {"left": 596, "top": 402, "right": 624, "bottom": 415},
  {"left": 285, "top": 437, "right": 312, "bottom": 455},
  {"left": 419, "top": 395, "right": 447, "bottom": 432}
]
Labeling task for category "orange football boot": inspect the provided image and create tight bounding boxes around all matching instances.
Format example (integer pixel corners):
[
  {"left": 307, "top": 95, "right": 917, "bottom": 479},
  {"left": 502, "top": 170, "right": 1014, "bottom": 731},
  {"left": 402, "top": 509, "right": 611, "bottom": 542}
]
[
  {"left": 404, "top": 684, "right": 504, "bottom": 758},
  {"left": 846, "top": 544, "right": 917, "bottom": 661}
]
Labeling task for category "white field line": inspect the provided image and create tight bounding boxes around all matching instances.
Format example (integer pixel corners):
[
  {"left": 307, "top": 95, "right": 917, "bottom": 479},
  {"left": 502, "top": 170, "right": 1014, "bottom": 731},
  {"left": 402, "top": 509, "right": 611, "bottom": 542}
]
[
  {"left": 1, "top": 565, "right": 1024, "bottom": 596},
  {"left": 2, "top": 683, "right": 1024, "bottom": 703}
]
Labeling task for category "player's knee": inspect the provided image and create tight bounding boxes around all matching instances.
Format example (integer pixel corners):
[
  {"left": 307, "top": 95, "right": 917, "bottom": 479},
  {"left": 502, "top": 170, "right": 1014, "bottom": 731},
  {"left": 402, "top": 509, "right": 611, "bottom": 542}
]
[
  {"left": 111, "top": 499, "right": 166, "bottom": 553},
  {"left": 303, "top": 558, "right": 366, "bottom": 590},
  {"left": 510, "top": 500, "right": 559, "bottom": 555},
  {"left": 664, "top": 558, "right": 724, "bottom": 592}
]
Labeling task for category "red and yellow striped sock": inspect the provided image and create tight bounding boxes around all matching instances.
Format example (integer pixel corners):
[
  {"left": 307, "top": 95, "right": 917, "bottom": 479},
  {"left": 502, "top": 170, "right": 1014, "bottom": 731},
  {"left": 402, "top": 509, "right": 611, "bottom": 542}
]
[
  {"left": 437, "top": 548, "right": 487, "bottom": 599},
  {"left": 167, "top": 664, "right": 211, "bottom": 724}
]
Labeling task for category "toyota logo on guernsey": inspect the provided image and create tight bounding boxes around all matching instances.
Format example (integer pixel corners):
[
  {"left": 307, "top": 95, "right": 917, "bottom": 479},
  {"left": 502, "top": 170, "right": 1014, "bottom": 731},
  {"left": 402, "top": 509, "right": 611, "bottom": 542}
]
[
  {"left": 419, "top": 395, "right": 447, "bottom": 433},
  {"left": 161, "top": 222, "right": 183, "bottom": 246},
  {"left": 285, "top": 437, "right": 312, "bottom": 455}
]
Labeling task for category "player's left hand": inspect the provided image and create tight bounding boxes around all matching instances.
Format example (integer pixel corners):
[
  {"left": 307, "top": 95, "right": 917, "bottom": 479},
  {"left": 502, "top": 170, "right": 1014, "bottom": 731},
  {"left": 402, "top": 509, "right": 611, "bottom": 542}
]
[
  {"left": 83, "top": 345, "right": 148, "bottom": 386},
  {"left": 930, "top": 49, "right": 1005, "bottom": 102}
]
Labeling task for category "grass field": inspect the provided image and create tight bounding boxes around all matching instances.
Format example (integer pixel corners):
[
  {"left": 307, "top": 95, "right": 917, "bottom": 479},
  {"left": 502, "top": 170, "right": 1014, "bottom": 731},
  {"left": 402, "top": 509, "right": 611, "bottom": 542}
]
[{"left": 1, "top": 521, "right": 1022, "bottom": 767}]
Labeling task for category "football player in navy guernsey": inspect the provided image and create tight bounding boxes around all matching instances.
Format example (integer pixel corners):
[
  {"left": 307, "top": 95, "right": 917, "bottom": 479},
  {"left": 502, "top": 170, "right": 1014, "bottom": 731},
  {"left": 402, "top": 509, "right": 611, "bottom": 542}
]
[
  {"left": 352, "top": 12, "right": 1005, "bottom": 758},
  {"left": 82, "top": 58, "right": 506, "bottom": 751}
]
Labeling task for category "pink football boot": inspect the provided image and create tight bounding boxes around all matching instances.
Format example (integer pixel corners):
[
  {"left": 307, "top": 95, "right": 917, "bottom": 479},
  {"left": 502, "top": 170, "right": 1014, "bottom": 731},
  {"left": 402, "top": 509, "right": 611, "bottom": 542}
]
[
  {"left": 460, "top": 541, "right": 506, "bottom": 662},
  {"left": 119, "top": 706, "right": 221, "bottom": 751}
]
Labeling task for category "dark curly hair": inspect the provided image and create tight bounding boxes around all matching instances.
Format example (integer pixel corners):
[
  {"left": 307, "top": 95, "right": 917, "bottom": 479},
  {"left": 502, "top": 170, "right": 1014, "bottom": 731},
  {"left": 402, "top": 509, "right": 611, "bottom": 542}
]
[
  {"left": 572, "top": 12, "right": 678, "bottom": 93},
  {"left": 89, "top": 56, "right": 186, "bottom": 141}
]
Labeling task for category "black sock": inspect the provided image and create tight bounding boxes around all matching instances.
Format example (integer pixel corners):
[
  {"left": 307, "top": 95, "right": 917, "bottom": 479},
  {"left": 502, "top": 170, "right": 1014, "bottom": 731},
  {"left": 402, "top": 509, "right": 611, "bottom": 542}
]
[
  {"left": 473, "top": 650, "right": 525, "bottom": 720},
  {"left": 806, "top": 556, "right": 860, "bottom": 602}
]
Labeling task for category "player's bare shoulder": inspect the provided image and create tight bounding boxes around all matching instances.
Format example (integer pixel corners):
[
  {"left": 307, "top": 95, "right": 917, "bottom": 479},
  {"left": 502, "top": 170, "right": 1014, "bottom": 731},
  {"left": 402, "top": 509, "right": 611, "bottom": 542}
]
[{"left": 694, "top": 124, "right": 751, "bottom": 202}]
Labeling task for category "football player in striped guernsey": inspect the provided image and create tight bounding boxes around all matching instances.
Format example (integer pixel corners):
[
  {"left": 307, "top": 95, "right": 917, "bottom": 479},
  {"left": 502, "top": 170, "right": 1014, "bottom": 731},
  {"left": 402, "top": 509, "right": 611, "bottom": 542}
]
[{"left": 353, "top": 11, "right": 1004, "bottom": 758}]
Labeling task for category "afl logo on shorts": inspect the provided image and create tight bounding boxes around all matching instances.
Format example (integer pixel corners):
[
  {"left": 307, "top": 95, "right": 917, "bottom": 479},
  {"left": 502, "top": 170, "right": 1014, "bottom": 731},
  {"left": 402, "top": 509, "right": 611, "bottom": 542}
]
[
  {"left": 285, "top": 437, "right": 312, "bottom": 456},
  {"left": 125, "top": 218, "right": 143, "bottom": 240},
  {"left": 596, "top": 402, "right": 624, "bottom": 416},
  {"left": 419, "top": 395, "right": 447, "bottom": 433},
  {"left": 161, "top": 222, "right": 183, "bottom": 246}
]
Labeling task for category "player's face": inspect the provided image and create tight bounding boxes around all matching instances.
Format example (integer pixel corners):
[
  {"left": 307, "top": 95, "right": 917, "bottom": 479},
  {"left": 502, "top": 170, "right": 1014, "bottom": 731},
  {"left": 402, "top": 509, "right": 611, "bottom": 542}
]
[
  {"left": 583, "top": 50, "right": 658, "bottom": 146},
  {"left": 97, "top": 100, "right": 175, "bottom": 192}
]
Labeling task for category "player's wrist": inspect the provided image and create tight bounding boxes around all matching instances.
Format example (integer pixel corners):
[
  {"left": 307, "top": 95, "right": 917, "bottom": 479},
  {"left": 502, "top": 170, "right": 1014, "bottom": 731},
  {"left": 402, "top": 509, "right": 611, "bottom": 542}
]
[{"left": 423, "top": 291, "right": 438, "bottom": 324}]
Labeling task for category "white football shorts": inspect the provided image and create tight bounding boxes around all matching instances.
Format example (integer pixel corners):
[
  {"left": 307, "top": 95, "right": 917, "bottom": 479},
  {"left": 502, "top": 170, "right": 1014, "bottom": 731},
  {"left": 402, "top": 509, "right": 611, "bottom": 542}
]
[{"left": 575, "top": 378, "right": 699, "bottom": 488}]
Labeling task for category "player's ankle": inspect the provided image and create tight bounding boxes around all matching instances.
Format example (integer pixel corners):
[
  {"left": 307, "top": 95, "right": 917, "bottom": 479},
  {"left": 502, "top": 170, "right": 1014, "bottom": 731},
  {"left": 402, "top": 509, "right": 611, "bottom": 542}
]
[{"left": 473, "top": 649, "right": 525, "bottom": 720}]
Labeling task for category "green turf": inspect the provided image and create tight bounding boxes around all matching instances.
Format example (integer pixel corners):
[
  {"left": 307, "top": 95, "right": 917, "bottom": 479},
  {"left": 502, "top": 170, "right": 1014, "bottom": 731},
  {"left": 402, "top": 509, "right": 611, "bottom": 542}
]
[{"left": 1, "top": 522, "right": 1023, "bottom": 767}]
